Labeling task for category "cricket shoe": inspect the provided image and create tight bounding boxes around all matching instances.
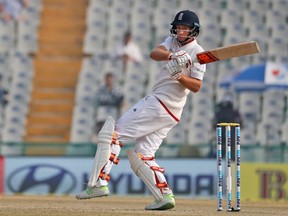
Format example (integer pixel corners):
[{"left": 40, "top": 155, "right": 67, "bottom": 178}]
[
  {"left": 76, "top": 186, "right": 109, "bottom": 199},
  {"left": 145, "top": 194, "right": 175, "bottom": 210}
]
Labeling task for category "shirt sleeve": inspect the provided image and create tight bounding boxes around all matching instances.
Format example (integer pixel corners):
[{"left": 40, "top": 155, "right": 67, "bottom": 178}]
[
  {"left": 159, "top": 36, "right": 173, "bottom": 51},
  {"left": 190, "top": 62, "right": 206, "bottom": 80}
]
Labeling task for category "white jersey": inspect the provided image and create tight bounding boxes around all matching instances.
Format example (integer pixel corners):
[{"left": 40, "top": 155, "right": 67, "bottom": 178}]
[{"left": 151, "top": 36, "right": 206, "bottom": 118}]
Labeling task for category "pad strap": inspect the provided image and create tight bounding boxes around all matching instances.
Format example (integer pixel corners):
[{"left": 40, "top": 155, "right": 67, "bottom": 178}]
[
  {"left": 157, "top": 182, "right": 169, "bottom": 189},
  {"left": 138, "top": 154, "right": 155, "bottom": 161},
  {"left": 109, "top": 153, "right": 119, "bottom": 164},
  {"left": 112, "top": 132, "right": 124, "bottom": 147},
  {"left": 138, "top": 154, "right": 165, "bottom": 173},
  {"left": 99, "top": 172, "right": 110, "bottom": 181},
  {"left": 108, "top": 134, "right": 123, "bottom": 165},
  {"left": 112, "top": 138, "right": 123, "bottom": 147},
  {"left": 151, "top": 166, "right": 165, "bottom": 173},
  {"left": 138, "top": 153, "right": 167, "bottom": 190}
]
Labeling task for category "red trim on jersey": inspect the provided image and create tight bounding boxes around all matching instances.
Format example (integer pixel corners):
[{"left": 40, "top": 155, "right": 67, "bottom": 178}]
[
  {"left": 177, "top": 37, "right": 194, "bottom": 47},
  {"left": 156, "top": 98, "right": 179, "bottom": 122}
]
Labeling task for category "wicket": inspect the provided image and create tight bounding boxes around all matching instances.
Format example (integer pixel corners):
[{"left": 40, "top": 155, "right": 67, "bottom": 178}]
[{"left": 216, "top": 123, "right": 241, "bottom": 212}]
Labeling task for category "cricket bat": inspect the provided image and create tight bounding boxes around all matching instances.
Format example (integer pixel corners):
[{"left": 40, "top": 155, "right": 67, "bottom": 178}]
[{"left": 194, "top": 41, "right": 260, "bottom": 64}]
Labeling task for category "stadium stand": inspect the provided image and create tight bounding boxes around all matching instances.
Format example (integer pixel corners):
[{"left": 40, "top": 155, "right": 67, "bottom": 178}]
[
  {"left": 24, "top": 0, "right": 87, "bottom": 146},
  {"left": 0, "top": 0, "right": 287, "bottom": 159}
]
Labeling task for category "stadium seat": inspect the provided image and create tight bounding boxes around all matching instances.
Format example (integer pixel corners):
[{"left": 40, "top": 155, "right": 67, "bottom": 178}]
[
  {"left": 89, "top": 0, "right": 110, "bottom": 8},
  {"left": 111, "top": 0, "right": 131, "bottom": 11},
  {"left": 152, "top": 7, "right": 174, "bottom": 29},
  {"left": 230, "top": 55, "right": 251, "bottom": 69},
  {"left": 242, "top": 9, "right": 264, "bottom": 29},
  {"left": 125, "top": 61, "right": 147, "bottom": 82},
  {"left": 133, "top": 0, "right": 154, "bottom": 8},
  {"left": 200, "top": 23, "right": 222, "bottom": 45},
  {"left": 106, "top": 33, "right": 125, "bottom": 54},
  {"left": 70, "top": 104, "right": 95, "bottom": 143},
  {"left": 83, "top": 30, "right": 106, "bottom": 55},
  {"left": 239, "top": 125, "right": 259, "bottom": 162},
  {"left": 191, "top": 92, "right": 213, "bottom": 111},
  {"left": 270, "top": 23, "right": 288, "bottom": 40},
  {"left": 220, "top": 9, "right": 242, "bottom": 30},
  {"left": 130, "top": 21, "right": 151, "bottom": 55},
  {"left": 222, "top": 35, "right": 243, "bottom": 49},
  {"left": 186, "top": 123, "right": 212, "bottom": 157},
  {"left": 122, "top": 81, "right": 144, "bottom": 103},
  {"left": 0, "top": 54, "right": 10, "bottom": 88},
  {"left": 216, "top": 62, "right": 235, "bottom": 90},
  {"left": 75, "top": 81, "right": 98, "bottom": 105},
  {"left": 271, "top": 0, "right": 288, "bottom": 14},
  {"left": 238, "top": 92, "right": 261, "bottom": 122},
  {"left": 265, "top": 10, "right": 286, "bottom": 29},
  {"left": 79, "top": 57, "right": 102, "bottom": 83},
  {"left": 160, "top": 124, "right": 186, "bottom": 158},
  {"left": 81, "top": 55, "right": 102, "bottom": 71},
  {"left": 179, "top": 0, "right": 199, "bottom": 10},
  {"left": 79, "top": 69, "right": 100, "bottom": 87},
  {"left": 146, "top": 61, "right": 161, "bottom": 94},
  {"left": 200, "top": 0, "right": 222, "bottom": 11},
  {"left": 262, "top": 90, "right": 286, "bottom": 129},
  {"left": 131, "top": 5, "right": 151, "bottom": 24},
  {"left": 16, "top": 22, "right": 39, "bottom": 54},
  {"left": 131, "top": 20, "right": 151, "bottom": 40},
  {"left": 249, "top": 0, "right": 270, "bottom": 11},
  {"left": 28, "top": 0, "right": 43, "bottom": 11},
  {"left": 202, "top": 64, "right": 218, "bottom": 87},
  {"left": 86, "top": 19, "right": 107, "bottom": 36},
  {"left": 2, "top": 119, "right": 25, "bottom": 143},
  {"left": 101, "top": 60, "right": 123, "bottom": 83},
  {"left": 241, "top": 126, "right": 257, "bottom": 146},
  {"left": 153, "top": 21, "right": 171, "bottom": 46},
  {"left": 86, "top": 4, "right": 108, "bottom": 26},
  {"left": 20, "top": 5, "right": 42, "bottom": 26},
  {"left": 225, "top": 23, "right": 247, "bottom": 40},
  {"left": 180, "top": 101, "right": 192, "bottom": 130},
  {"left": 198, "top": 8, "right": 220, "bottom": 26},
  {"left": 0, "top": 20, "right": 16, "bottom": 55},
  {"left": 156, "top": 0, "right": 177, "bottom": 9},
  {"left": 247, "top": 25, "right": 269, "bottom": 48},
  {"left": 256, "top": 121, "right": 282, "bottom": 146},
  {"left": 165, "top": 124, "right": 186, "bottom": 145},
  {"left": 226, "top": 0, "right": 248, "bottom": 10},
  {"left": 9, "top": 52, "right": 33, "bottom": 74}
]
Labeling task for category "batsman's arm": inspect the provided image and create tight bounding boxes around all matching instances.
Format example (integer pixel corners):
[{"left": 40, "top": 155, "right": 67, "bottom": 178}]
[
  {"left": 150, "top": 45, "right": 172, "bottom": 61},
  {"left": 178, "top": 75, "right": 202, "bottom": 93}
]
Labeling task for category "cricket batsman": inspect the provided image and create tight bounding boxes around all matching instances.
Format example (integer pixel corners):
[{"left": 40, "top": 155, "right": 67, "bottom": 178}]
[{"left": 76, "top": 10, "right": 206, "bottom": 210}]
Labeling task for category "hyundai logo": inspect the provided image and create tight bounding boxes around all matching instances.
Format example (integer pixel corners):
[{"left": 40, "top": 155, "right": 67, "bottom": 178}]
[{"left": 7, "top": 164, "right": 77, "bottom": 194}]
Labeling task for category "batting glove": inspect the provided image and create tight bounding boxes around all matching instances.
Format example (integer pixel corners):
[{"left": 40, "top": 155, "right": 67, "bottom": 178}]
[
  {"left": 166, "top": 59, "right": 182, "bottom": 80},
  {"left": 169, "top": 50, "right": 192, "bottom": 68}
]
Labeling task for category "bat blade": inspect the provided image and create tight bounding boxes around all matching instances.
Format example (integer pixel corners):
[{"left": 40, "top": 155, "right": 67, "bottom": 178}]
[{"left": 195, "top": 41, "right": 260, "bottom": 64}]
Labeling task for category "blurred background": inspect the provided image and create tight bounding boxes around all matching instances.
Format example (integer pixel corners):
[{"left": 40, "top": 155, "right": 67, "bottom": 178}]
[{"left": 0, "top": 0, "right": 287, "bottom": 201}]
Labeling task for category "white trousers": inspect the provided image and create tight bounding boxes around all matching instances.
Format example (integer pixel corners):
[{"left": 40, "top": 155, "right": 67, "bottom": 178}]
[{"left": 96, "top": 95, "right": 178, "bottom": 187}]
